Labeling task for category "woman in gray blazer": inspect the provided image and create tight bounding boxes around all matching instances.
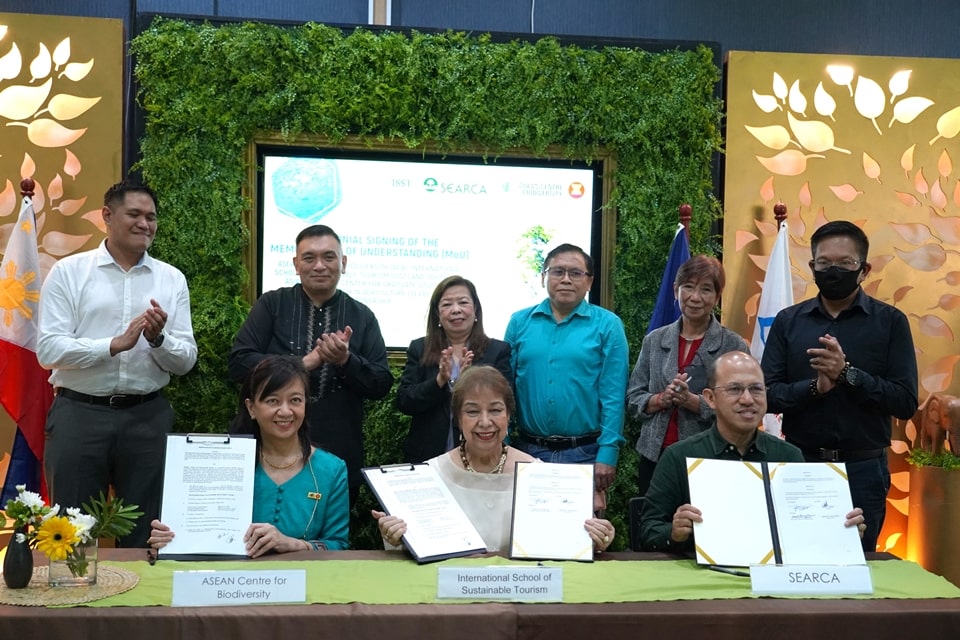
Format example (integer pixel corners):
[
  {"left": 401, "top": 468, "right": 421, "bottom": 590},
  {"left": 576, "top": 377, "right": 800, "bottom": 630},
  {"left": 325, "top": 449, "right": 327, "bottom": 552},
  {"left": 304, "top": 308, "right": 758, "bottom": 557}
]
[{"left": 626, "top": 256, "right": 749, "bottom": 495}]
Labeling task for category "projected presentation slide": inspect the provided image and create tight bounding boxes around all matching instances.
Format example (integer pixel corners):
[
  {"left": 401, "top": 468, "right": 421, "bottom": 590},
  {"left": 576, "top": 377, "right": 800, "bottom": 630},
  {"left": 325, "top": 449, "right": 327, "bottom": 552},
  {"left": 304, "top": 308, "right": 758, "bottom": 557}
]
[{"left": 260, "top": 154, "right": 596, "bottom": 348}]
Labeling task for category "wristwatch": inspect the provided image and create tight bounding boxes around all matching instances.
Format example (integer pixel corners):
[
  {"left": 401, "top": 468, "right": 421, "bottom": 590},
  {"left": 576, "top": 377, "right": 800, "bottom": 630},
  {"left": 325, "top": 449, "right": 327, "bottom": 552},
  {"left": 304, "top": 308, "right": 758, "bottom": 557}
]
[
  {"left": 837, "top": 362, "right": 859, "bottom": 387},
  {"left": 148, "top": 332, "right": 165, "bottom": 348}
]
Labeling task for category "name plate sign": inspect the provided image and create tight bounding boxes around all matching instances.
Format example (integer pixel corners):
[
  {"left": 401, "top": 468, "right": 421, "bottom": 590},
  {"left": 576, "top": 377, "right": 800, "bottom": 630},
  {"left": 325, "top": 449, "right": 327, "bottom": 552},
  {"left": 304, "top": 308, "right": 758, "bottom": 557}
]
[
  {"left": 172, "top": 570, "right": 307, "bottom": 607},
  {"left": 750, "top": 564, "right": 873, "bottom": 595},
  {"left": 437, "top": 566, "right": 562, "bottom": 602}
]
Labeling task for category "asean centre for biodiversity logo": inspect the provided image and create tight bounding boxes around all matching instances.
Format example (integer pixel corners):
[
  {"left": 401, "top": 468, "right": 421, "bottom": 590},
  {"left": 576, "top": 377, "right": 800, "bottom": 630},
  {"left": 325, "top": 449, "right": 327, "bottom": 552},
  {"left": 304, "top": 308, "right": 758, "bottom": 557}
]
[{"left": 568, "top": 182, "right": 585, "bottom": 198}]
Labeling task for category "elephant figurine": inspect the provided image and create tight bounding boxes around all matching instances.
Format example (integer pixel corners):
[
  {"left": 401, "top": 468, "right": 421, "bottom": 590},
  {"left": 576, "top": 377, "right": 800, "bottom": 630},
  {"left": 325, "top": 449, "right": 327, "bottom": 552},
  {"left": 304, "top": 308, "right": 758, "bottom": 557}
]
[{"left": 918, "top": 393, "right": 960, "bottom": 455}]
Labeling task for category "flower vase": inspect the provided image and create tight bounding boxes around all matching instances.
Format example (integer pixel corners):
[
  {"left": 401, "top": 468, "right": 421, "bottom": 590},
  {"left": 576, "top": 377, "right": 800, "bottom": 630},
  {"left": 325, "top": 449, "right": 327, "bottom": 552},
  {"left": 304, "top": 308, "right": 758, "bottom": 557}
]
[
  {"left": 2, "top": 526, "right": 34, "bottom": 589},
  {"left": 48, "top": 539, "right": 98, "bottom": 587}
]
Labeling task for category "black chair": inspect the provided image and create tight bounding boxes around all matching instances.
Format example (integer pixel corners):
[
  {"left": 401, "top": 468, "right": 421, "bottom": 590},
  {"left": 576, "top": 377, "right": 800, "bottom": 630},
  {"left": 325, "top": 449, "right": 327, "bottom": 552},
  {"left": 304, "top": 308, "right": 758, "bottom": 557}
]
[{"left": 628, "top": 496, "right": 646, "bottom": 551}]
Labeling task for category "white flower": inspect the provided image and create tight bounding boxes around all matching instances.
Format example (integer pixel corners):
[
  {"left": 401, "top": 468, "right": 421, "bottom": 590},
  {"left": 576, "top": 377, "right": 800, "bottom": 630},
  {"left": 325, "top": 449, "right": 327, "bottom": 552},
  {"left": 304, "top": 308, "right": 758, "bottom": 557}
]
[
  {"left": 15, "top": 484, "right": 25, "bottom": 492},
  {"left": 41, "top": 504, "right": 61, "bottom": 521},
  {"left": 14, "top": 532, "right": 27, "bottom": 544},
  {"left": 18, "top": 490, "right": 45, "bottom": 511},
  {"left": 68, "top": 511, "right": 97, "bottom": 543}
]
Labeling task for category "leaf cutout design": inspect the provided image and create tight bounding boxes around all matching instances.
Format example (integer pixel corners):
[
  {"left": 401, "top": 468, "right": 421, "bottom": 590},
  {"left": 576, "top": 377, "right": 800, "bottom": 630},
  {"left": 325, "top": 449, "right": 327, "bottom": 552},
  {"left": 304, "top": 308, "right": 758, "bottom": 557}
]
[
  {"left": 81, "top": 208, "right": 106, "bottom": 232},
  {"left": 0, "top": 222, "right": 13, "bottom": 248},
  {"left": 854, "top": 76, "right": 886, "bottom": 135},
  {"left": 929, "top": 105, "right": 960, "bottom": 145},
  {"left": 888, "top": 69, "right": 912, "bottom": 102},
  {"left": 29, "top": 42, "right": 51, "bottom": 82},
  {"left": 786, "top": 112, "right": 849, "bottom": 153},
  {"left": 889, "top": 221, "right": 934, "bottom": 245},
  {"left": 59, "top": 58, "right": 93, "bottom": 81},
  {"left": 22, "top": 119, "right": 87, "bottom": 147},
  {"left": 888, "top": 96, "right": 933, "bottom": 127},
  {"left": 52, "top": 37, "right": 70, "bottom": 68},
  {"left": 826, "top": 64, "right": 854, "bottom": 96},
  {"left": 938, "top": 150, "right": 952, "bottom": 177},
  {"left": 0, "top": 179, "right": 15, "bottom": 217},
  {"left": 862, "top": 152, "right": 881, "bottom": 183},
  {"left": 788, "top": 79, "right": 807, "bottom": 115},
  {"left": 930, "top": 178, "right": 947, "bottom": 209},
  {"left": 814, "top": 82, "right": 836, "bottom": 120},
  {"left": 64, "top": 148, "right": 81, "bottom": 179},
  {"left": 754, "top": 220, "right": 777, "bottom": 237},
  {"left": 743, "top": 292, "right": 760, "bottom": 320},
  {"left": 56, "top": 196, "right": 87, "bottom": 216},
  {"left": 930, "top": 293, "right": 960, "bottom": 311},
  {"left": 828, "top": 184, "right": 862, "bottom": 202},
  {"left": 47, "top": 173, "right": 63, "bottom": 201},
  {"left": 862, "top": 279, "right": 882, "bottom": 298},
  {"left": 787, "top": 211, "right": 805, "bottom": 237},
  {"left": 895, "top": 244, "right": 947, "bottom": 271},
  {"left": 928, "top": 209, "right": 960, "bottom": 244},
  {"left": 20, "top": 152, "right": 35, "bottom": 179},
  {"left": 39, "top": 230, "right": 91, "bottom": 256},
  {"left": 920, "top": 354, "right": 960, "bottom": 393},
  {"left": 938, "top": 271, "right": 960, "bottom": 286},
  {"left": 752, "top": 90, "right": 780, "bottom": 113},
  {"left": 759, "top": 176, "right": 775, "bottom": 202},
  {"left": 955, "top": 181, "right": 960, "bottom": 207},
  {"left": 46, "top": 94, "right": 101, "bottom": 121},
  {"left": 881, "top": 532, "right": 903, "bottom": 553},
  {"left": 0, "top": 42, "right": 21, "bottom": 81},
  {"left": 900, "top": 144, "right": 915, "bottom": 176},
  {"left": 772, "top": 72, "right": 788, "bottom": 100},
  {"left": 736, "top": 230, "right": 758, "bottom": 251},
  {"left": 894, "top": 191, "right": 921, "bottom": 207},
  {"left": 914, "top": 168, "right": 929, "bottom": 195},
  {"left": 870, "top": 254, "right": 894, "bottom": 272},
  {"left": 0, "top": 78, "right": 52, "bottom": 120},
  {"left": 814, "top": 207, "right": 829, "bottom": 229},
  {"left": 798, "top": 181, "right": 811, "bottom": 207},
  {"left": 889, "top": 468, "right": 909, "bottom": 491},
  {"left": 0, "top": 26, "right": 6, "bottom": 39},
  {"left": 756, "top": 150, "right": 823, "bottom": 176},
  {"left": 893, "top": 286, "right": 913, "bottom": 303},
  {"left": 744, "top": 124, "right": 793, "bottom": 150}
]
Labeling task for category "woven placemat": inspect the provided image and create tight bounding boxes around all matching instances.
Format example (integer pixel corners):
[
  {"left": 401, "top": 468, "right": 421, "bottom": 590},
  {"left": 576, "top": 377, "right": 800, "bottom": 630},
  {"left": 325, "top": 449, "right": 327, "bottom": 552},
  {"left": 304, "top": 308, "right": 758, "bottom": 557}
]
[{"left": 0, "top": 565, "right": 140, "bottom": 606}]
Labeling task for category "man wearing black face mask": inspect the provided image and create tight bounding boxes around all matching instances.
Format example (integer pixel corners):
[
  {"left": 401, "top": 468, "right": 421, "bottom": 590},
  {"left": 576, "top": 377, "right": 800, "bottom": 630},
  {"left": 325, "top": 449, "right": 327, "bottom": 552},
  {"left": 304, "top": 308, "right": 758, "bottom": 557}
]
[{"left": 760, "top": 220, "right": 918, "bottom": 553}]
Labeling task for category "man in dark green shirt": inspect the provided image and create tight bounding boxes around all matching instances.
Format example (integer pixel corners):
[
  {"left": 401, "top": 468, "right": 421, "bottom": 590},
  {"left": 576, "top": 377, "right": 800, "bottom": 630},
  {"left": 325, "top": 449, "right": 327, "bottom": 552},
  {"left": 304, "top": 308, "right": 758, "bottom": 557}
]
[{"left": 640, "top": 351, "right": 864, "bottom": 552}]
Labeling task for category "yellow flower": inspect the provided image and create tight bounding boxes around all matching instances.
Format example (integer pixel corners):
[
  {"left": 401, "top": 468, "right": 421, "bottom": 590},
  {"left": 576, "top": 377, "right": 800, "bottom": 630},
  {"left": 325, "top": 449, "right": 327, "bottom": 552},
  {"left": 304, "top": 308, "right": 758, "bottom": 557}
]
[{"left": 35, "top": 516, "right": 79, "bottom": 561}]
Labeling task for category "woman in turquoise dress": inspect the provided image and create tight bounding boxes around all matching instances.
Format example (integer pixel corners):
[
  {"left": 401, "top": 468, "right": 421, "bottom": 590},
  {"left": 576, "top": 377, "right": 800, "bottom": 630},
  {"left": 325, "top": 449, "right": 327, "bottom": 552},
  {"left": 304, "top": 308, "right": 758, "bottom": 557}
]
[{"left": 148, "top": 356, "right": 349, "bottom": 555}]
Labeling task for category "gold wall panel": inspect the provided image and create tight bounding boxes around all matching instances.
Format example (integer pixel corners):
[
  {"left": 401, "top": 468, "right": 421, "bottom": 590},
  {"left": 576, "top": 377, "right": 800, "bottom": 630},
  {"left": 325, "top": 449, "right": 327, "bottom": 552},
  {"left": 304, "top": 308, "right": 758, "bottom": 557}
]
[
  {"left": 724, "top": 50, "right": 960, "bottom": 562},
  {"left": 0, "top": 12, "right": 122, "bottom": 492}
]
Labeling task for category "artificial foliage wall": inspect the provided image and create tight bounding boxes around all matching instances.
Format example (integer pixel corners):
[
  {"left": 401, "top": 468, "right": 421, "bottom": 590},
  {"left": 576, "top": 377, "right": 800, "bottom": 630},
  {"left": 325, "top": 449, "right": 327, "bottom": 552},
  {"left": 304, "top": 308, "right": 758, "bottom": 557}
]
[{"left": 131, "top": 17, "right": 723, "bottom": 548}]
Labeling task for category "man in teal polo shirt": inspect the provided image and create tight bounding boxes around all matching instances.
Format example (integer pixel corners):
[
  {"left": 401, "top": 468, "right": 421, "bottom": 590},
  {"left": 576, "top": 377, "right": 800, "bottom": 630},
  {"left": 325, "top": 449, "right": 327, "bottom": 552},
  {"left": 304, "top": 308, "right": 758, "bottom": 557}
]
[
  {"left": 640, "top": 351, "right": 865, "bottom": 551},
  {"left": 505, "top": 243, "right": 629, "bottom": 499}
]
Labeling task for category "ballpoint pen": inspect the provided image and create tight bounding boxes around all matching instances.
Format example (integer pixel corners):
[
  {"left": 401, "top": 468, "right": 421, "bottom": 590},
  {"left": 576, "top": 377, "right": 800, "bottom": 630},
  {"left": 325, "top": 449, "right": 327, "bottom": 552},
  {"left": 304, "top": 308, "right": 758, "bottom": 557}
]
[{"left": 707, "top": 565, "right": 749, "bottom": 577}]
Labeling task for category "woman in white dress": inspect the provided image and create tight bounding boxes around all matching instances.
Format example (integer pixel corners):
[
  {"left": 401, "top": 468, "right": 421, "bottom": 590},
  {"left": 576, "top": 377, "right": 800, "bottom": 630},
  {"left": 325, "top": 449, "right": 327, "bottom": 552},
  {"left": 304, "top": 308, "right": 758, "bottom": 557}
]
[{"left": 374, "top": 365, "right": 615, "bottom": 553}]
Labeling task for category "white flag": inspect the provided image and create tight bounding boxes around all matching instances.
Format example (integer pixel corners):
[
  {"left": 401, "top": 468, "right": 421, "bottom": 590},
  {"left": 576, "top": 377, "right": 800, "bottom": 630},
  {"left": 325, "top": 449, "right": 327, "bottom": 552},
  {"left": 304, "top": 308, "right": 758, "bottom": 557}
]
[{"left": 751, "top": 220, "right": 793, "bottom": 437}]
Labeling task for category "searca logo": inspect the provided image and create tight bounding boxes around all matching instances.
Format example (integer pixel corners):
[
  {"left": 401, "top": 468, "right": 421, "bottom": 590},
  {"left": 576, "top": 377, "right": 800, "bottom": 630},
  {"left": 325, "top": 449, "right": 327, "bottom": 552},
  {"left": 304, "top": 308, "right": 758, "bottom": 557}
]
[{"left": 423, "top": 177, "right": 487, "bottom": 195}]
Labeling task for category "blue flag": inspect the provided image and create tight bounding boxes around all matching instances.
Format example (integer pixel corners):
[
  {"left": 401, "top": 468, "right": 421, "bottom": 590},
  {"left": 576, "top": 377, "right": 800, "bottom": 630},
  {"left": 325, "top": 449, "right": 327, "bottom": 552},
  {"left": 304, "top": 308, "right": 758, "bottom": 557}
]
[{"left": 646, "top": 223, "right": 691, "bottom": 334}]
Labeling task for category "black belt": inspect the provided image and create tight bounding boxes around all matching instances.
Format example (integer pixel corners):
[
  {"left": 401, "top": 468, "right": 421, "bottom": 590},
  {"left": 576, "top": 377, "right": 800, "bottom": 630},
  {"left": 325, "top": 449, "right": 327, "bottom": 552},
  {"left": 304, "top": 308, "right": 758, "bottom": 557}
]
[
  {"left": 57, "top": 388, "right": 160, "bottom": 409},
  {"left": 518, "top": 432, "right": 600, "bottom": 451},
  {"left": 804, "top": 447, "right": 884, "bottom": 463}
]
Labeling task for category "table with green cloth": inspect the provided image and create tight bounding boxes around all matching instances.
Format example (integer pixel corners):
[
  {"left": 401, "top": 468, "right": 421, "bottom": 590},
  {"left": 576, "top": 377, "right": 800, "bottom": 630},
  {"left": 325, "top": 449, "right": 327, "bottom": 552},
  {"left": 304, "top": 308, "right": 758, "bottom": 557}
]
[{"left": 1, "top": 550, "right": 958, "bottom": 640}]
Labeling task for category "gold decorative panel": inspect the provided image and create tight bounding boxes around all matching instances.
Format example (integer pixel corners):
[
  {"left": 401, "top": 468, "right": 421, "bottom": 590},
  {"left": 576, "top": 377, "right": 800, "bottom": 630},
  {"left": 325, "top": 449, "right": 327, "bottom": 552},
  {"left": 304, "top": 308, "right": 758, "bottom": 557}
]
[{"left": 723, "top": 50, "right": 960, "bottom": 561}]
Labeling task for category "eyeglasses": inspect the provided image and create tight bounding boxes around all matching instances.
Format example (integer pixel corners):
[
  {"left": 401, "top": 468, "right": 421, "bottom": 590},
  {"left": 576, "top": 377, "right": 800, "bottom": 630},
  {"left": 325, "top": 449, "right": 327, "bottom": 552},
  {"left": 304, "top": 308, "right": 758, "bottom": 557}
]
[
  {"left": 811, "top": 258, "right": 860, "bottom": 272},
  {"left": 711, "top": 383, "right": 766, "bottom": 399},
  {"left": 544, "top": 267, "right": 591, "bottom": 281}
]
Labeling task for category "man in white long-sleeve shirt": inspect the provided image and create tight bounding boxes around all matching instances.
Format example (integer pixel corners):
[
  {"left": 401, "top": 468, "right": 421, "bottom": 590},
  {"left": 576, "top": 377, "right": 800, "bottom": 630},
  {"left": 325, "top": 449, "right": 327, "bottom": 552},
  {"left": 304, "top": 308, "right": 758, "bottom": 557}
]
[{"left": 37, "top": 180, "right": 197, "bottom": 547}]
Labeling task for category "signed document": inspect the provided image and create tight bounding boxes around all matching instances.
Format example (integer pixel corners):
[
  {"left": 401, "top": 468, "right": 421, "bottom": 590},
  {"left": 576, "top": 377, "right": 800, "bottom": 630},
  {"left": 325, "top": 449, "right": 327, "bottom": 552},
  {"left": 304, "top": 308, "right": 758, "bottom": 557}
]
[
  {"left": 158, "top": 434, "right": 256, "bottom": 557},
  {"left": 687, "top": 458, "right": 865, "bottom": 567},
  {"left": 362, "top": 464, "right": 486, "bottom": 563},
  {"left": 509, "top": 462, "right": 594, "bottom": 561}
]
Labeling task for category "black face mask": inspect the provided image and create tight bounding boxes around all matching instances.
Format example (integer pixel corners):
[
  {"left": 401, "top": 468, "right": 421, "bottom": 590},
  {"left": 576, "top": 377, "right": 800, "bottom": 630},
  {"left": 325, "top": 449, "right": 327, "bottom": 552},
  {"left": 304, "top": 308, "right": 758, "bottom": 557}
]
[{"left": 814, "top": 266, "right": 862, "bottom": 300}]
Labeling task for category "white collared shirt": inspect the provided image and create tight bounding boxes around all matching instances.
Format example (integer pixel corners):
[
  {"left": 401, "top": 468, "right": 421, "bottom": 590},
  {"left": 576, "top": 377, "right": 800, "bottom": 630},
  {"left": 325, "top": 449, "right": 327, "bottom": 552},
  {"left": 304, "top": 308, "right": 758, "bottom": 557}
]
[{"left": 37, "top": 241, "right": 197, "bottom": 395}]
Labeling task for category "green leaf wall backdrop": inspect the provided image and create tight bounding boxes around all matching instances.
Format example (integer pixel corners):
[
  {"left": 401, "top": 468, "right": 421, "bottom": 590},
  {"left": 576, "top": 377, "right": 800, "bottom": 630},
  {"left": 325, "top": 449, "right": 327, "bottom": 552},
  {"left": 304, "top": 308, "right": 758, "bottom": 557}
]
[{"left": 131, "top": 18, "right": 723, "bottom": 549}]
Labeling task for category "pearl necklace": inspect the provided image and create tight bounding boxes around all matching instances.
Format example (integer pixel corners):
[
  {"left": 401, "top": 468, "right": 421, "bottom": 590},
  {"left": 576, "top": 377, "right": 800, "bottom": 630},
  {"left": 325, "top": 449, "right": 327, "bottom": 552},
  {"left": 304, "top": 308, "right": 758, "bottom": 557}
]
[
  {"left": 261, "top": 452, "right": 303, "bottom": 470},
  {"left": 459, "top": 440, "right": 508, "bottom": 474}
]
